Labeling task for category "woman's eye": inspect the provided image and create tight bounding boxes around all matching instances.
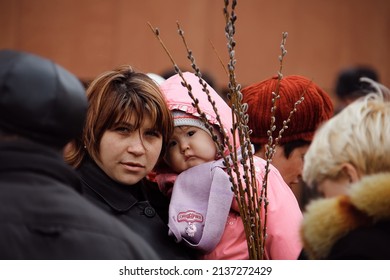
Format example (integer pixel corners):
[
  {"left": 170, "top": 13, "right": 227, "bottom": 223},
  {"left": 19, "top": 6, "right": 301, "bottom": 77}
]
[
  {"left": 115, "top": 127, "right": 130, "bottom": 133},
  {"left": 146, "top": 130, "right": 161, "bottom": 138}
]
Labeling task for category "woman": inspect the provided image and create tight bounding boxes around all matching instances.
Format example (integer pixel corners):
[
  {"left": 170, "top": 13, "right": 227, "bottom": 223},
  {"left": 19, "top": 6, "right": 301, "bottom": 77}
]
[{"left": 65, "top": 65, "right": 193, "bottom": 259}]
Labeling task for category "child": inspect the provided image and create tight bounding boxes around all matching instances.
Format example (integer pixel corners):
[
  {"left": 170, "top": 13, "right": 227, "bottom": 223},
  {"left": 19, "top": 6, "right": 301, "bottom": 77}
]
[{"left": 156, "top": 72, "right": 303, "bottom": 259}]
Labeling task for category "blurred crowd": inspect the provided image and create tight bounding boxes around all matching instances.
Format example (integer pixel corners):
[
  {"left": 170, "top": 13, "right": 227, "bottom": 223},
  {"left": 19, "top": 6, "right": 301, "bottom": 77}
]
[{"left": 1, "top": 49, "right": 388, "bottom": 260}]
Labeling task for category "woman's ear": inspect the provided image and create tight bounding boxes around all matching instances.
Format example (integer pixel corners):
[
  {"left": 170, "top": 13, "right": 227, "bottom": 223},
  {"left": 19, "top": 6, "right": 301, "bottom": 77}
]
[{"left": 341, "top": 163, "right": 360, "bottom": 183}]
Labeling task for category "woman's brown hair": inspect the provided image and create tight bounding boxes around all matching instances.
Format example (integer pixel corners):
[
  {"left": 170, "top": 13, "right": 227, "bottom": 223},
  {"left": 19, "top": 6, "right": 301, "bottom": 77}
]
[{"left": 65, "top": 65, "right": 173, "bottom": 168}]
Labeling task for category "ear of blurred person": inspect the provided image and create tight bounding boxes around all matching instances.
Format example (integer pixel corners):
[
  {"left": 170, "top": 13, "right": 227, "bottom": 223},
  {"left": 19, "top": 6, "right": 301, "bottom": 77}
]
[{"left": 0, "top": 49, "right": 158, "bottom": 259}]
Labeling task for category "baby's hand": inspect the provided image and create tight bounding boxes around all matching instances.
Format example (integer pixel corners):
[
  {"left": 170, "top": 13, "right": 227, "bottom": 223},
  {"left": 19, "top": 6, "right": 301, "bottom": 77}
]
[{"left": 155, "top": 173, "right": 177, "bottom": 198}]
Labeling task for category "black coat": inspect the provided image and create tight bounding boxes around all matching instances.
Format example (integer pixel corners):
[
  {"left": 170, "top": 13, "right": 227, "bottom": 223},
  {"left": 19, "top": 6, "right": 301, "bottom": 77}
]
[
  {"left": 329, "top": 220, "right": 390, "bottom": 259},
  {"left": 301, "top": 173, "right": 390, "bottom": 260},
  {"left": 0, "top": 140, "right": 158, "bottom": 259},
  {"left": 77, "top": 157, "right": 195, "bottom": 260}
]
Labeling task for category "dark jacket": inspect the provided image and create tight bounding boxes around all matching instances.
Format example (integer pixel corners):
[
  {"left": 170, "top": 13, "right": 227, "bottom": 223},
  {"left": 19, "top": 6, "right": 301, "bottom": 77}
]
[
  {"left": 301, "top": 173, "right": 390, "bottom": 259},
  {"left": 77, "top": 156, "right": 195, "bottom": 260},
  {"left": 0, "top": 140, "right": 158, "bottom": 259}
]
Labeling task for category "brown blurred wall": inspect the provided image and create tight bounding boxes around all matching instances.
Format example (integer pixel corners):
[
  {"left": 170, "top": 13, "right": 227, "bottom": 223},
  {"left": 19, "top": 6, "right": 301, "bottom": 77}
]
[{"left": 1, "top": 0, "right": 389, "bottom": 107}]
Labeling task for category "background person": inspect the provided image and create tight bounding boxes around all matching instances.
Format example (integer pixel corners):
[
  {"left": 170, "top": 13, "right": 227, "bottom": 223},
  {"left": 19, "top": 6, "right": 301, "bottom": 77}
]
[
  {"left": 334, "top": 65, "right": 379, "bottom": 113},
  {"left": 301, "top": 79, "right": 390, "bottom": 259},
  {"left": 0, "top": 49, "right": 157, "bottom": 259},
  {"left": 241, "top": 75, "right": 334, "bottom": 209}
]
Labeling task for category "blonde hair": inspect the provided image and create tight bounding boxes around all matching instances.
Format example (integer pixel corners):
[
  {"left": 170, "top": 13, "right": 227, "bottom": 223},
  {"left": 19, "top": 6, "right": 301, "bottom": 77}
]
[
  {"left": 303, "top": 79, "right": 390, "bottom": 187},
  {"left": 65, "top": 65, "right": 173, "bottom": 168}
]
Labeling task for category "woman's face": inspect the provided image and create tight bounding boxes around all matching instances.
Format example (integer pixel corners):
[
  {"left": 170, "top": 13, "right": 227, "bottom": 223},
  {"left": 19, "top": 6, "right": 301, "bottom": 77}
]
[
  {"left": 96, "top": 113, "right": 163, "bottom": 185},
  {"left": 270, "top": 145, "right": 309, "bottom": 189}
]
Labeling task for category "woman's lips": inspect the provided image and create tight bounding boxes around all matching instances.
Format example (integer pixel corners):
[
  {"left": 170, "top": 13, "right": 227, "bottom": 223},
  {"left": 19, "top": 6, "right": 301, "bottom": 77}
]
[{"left": 121, "top": 162, "right": 145, "bottom": 171}]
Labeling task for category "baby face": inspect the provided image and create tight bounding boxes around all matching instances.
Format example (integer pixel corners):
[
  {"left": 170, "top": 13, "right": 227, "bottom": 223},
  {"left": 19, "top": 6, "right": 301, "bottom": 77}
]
[{"left": 164, "top": 126, "right": 218, "bottom": 173}]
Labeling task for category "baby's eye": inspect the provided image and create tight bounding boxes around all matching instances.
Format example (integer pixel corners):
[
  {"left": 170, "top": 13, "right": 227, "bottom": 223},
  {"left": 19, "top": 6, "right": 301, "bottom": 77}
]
[
  {"left": 167, "top": 140, "right": 177, "bottom": 149},
  {"left": 187, "top": 130, "right": 196, "bottom": 137}
]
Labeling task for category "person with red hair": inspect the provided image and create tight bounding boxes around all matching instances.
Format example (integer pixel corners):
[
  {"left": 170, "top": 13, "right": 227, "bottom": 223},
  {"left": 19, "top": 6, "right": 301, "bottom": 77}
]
[{"left": 241, "top": 75, "right": 334, "bottom": 209}]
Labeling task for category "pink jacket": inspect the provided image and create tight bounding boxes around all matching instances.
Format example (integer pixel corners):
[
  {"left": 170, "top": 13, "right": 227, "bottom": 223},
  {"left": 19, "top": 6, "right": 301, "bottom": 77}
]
[
  {"left": 201, "top": 156, "right": 303, "bottom": 260},
  {"left": 159, "top": 72, "right": 303, "bottom": 259}
]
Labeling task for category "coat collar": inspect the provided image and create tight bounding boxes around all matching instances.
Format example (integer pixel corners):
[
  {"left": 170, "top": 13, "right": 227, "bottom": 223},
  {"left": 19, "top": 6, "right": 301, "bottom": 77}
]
[
  {"left": 77, "top": 156, "right": 146, "bottom": 212},
  {"left": 301, "top": 173, "right": 390, "bottom": 259}
]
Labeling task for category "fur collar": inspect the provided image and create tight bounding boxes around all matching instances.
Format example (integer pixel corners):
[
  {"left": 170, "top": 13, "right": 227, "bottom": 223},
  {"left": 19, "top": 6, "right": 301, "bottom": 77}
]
[{"left": 301, "top": 173, "right": 390, "bottom": 259}]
